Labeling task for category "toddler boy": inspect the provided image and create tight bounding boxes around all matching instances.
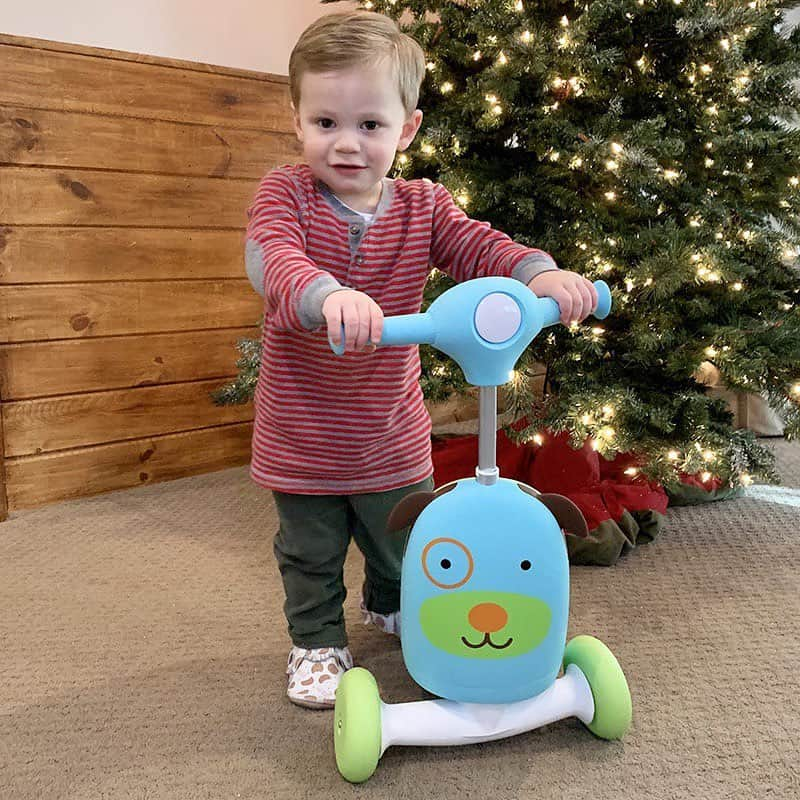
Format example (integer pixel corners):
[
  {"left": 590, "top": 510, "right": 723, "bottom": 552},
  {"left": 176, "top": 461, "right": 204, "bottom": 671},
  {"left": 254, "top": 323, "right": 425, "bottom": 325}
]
[{"left": 245, "top": 10, "right": 597, "bottom": 708}]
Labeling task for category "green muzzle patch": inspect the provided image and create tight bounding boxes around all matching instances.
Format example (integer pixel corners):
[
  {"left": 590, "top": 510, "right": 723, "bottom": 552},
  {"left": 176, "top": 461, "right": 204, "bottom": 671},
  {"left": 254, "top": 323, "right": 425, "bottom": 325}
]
[{"left": 419, "top": 591, "right": 552, "bottom": 659}]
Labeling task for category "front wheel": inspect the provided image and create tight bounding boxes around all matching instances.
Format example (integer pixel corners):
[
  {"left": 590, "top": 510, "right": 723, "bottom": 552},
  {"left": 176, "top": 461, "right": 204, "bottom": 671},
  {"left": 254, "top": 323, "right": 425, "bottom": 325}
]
[
  {"left": 564, "top": 635, "right": 632, "bottom": 740},
  {"left": 334, "top": 667, "right": 382, "bottom": 783}
]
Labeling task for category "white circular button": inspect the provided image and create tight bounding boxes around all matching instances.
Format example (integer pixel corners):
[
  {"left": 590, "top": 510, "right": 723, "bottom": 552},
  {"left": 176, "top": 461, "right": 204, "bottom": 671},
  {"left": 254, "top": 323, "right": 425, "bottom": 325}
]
[{"left": 474, "top": 293, "right": 522, "bottom": 343}]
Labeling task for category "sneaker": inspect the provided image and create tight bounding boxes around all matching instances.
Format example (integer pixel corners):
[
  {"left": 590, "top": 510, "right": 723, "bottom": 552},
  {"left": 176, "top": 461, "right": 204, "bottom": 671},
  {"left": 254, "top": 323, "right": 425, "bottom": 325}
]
[
  {"left": 360, "top": 596, "right": 401, "bottom": 637},
  {"left": 286, "top": 646, "right": 353, "bottom": 709}
]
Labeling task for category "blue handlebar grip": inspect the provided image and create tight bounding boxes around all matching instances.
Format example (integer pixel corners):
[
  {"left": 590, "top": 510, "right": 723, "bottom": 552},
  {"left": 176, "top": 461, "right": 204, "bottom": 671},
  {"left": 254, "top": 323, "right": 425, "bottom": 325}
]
[
  {"left": 593, "top": 280, "right": 612, "bottom": 319},
  {"left": 537, "top": 279, "right": 612, "bottom": 329},
  {"left": 328, "top": 313, "right": 436, "bottom": 355}
]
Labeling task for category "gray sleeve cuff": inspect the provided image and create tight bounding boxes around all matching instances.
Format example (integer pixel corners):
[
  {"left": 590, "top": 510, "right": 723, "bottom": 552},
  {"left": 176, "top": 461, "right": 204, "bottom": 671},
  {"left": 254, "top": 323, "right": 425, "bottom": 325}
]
[
  {"left": 245, "top": 238, "right": 266, "bottom": 296},
  {"left": 298, "top": 274, "right": 346, "bottom": 329},
  {"left": 512, "top": 253, "right": 559, "bottom": 285}
]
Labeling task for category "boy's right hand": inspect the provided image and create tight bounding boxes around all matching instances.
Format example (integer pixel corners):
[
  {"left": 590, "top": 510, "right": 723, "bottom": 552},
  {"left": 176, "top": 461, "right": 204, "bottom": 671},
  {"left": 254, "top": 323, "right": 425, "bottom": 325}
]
[{"left": 322, "top": 289, "right": 384, "bottom": 353}]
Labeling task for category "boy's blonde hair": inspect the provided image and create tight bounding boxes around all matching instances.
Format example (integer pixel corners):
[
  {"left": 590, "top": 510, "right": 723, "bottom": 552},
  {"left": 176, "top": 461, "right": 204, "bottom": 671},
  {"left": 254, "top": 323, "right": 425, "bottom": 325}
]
[{"left": 289, "top": 11, "right": 426, "bottom": 116}]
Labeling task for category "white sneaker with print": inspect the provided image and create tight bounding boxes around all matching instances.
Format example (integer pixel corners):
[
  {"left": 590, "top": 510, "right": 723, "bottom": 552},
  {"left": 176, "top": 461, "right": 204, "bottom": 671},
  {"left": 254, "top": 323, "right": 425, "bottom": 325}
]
[
  {"left": 286, "top": 646, "right": 354, "bottom": 709},
  {"left": 359, "top": 596, "right": 401, "bottom": 637}
]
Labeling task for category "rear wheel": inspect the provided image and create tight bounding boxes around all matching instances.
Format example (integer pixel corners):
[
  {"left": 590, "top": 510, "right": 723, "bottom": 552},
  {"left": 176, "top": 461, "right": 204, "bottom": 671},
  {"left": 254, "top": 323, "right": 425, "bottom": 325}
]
[{"left": 564, "top": 635, "right": 632, "bottom": 740}]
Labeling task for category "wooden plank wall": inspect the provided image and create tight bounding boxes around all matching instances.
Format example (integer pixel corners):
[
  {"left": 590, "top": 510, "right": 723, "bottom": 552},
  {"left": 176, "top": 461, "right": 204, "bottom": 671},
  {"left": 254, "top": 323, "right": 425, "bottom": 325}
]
[{"left": 0, "top": 34, "right": 300, "bottom": 516}]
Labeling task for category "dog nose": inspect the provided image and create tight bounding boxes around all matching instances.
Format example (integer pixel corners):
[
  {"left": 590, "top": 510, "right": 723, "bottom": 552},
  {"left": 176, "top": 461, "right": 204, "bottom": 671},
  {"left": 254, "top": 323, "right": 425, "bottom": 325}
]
[{"left": 468, "top": 602, "right": 508, "bottom": 633}]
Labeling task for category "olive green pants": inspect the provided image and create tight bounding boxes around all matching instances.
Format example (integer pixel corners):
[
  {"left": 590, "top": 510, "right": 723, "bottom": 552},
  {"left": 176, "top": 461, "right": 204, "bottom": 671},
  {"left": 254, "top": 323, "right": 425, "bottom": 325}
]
[{"left": 271, "top": 476, "right": 434, "bottom": 648}]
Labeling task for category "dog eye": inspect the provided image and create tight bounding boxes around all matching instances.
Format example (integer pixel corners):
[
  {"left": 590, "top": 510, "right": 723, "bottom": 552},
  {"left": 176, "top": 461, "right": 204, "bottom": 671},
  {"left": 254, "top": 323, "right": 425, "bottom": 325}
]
[
  {"left": 422, "top": 537, "right": 473, "bottom": 590},
  {"left": 520, "top": 560, "right": 532, "bottom": 571}
]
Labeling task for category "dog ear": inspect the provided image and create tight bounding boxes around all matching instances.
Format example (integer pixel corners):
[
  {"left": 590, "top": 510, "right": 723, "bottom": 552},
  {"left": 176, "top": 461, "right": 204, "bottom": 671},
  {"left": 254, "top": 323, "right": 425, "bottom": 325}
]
[
  {"left": 386, "top": 482, "right": 457, "bottom": 532},
  {"left": 537, "top": 493, "right": 589, "bottom": 539}
]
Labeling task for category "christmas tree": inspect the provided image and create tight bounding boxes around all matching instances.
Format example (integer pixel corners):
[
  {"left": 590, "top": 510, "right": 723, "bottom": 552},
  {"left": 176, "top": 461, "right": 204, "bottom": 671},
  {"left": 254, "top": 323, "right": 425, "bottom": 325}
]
[{"left": 218, "top": 0, "right": 800, "bottom": 493}]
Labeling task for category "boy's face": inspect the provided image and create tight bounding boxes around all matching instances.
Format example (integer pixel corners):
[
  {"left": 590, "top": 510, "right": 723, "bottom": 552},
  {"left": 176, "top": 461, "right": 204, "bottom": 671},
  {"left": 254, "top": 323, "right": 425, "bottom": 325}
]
[{"left": 292, "top": 60, "right": 423, "bottom": 211}]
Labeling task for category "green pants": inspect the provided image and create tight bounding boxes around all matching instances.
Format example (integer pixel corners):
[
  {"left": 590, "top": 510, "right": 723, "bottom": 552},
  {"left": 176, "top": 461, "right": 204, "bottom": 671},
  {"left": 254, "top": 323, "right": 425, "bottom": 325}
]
[{"left": 272, "top": 476, "right": 435, "bottom": 648}]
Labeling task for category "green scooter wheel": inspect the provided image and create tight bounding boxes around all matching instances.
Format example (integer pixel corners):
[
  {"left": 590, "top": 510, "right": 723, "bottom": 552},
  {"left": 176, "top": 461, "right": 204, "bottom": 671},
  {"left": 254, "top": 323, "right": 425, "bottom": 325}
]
[
  {"left": 564, "top": 635, "right": 632, "bottom": 740},
  {"left": 334, "top": 667, "right": 382, "bottom": 783}
]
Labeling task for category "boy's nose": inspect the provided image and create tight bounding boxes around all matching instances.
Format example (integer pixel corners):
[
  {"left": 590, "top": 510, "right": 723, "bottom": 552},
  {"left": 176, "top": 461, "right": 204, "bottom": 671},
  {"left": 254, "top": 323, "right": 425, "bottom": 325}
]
[{"left": 334, "top": 133, "right": 359, "bottom": 152}]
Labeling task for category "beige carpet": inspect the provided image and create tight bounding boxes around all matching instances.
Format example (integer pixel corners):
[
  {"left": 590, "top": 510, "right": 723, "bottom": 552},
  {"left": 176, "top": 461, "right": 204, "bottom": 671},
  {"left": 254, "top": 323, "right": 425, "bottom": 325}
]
[{"left": 1, "top": 442, "right": 798, "bottom": 800}]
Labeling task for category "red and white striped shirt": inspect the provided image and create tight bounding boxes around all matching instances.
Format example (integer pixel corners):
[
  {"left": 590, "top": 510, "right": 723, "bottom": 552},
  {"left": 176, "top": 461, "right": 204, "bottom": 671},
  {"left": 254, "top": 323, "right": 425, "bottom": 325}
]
[{"left": 245, "top": 164, "right": 557, "bottom": 494}]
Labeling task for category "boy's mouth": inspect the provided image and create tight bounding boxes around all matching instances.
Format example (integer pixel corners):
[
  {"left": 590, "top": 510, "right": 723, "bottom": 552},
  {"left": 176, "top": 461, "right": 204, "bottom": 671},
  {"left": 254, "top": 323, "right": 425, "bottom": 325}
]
[{"left": 331, "top": 164, "right": 366, "bottom": 172}]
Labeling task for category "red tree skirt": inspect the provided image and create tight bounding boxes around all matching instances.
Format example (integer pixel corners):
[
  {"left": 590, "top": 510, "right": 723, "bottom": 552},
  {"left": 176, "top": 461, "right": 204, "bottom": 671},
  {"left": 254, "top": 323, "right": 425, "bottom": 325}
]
[{"left": 431, "top": 429, "right": 669, "bottom": 566}]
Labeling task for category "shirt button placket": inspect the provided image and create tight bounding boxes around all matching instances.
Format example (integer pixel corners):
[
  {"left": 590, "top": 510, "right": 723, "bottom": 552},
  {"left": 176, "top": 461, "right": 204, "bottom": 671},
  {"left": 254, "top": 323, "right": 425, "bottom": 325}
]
[{"left": 349, "top": 223, "right": 364, "bottom": 274}]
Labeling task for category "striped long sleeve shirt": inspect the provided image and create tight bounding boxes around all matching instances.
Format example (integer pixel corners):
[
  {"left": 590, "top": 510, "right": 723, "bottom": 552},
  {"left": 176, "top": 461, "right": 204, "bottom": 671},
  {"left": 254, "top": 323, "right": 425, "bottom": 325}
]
[{"left": 245, "top": 164, "right": 557, "bottom": 494}]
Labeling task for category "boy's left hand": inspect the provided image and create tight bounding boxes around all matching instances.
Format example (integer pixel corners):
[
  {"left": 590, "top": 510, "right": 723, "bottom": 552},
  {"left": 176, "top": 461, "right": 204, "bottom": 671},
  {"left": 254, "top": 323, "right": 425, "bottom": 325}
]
[{"left": 527, "top": 271, "right": 598, "bottom": 326}]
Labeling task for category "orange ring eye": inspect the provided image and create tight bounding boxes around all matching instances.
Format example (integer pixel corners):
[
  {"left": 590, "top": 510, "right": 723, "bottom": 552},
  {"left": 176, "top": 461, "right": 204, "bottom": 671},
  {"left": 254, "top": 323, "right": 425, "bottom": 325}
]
[{"left": 421, "top": 537, "right": 474, "bottom": 589}]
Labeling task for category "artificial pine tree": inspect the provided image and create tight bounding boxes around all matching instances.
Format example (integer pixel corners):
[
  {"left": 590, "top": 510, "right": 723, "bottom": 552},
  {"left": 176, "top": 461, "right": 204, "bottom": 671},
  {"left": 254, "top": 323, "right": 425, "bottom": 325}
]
[{"left": 218, "top": 0, "right": 800, "bottom": 495}]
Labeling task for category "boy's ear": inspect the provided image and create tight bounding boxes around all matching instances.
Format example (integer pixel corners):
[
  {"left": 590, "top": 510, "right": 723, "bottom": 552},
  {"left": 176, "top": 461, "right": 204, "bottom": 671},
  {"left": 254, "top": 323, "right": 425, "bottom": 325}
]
[
  {"left": 291, "top": 103, "right": 304, "bottom": 143},
  {"left": 397, "top": 109, "right": 423, "bottom": 152}
]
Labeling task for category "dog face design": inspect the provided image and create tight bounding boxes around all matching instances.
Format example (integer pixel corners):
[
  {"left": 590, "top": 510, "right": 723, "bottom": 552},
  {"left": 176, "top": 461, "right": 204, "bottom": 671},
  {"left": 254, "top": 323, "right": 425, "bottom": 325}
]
[{"left": 389, "top": 477, "right": 587, "bottom": 704}]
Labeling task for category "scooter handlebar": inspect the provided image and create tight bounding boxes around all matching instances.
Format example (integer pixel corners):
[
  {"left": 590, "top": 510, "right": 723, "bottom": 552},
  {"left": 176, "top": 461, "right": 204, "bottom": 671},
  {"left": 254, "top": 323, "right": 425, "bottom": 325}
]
[{"left": 329, "top": 278, "right": 612, "bottom": 386}]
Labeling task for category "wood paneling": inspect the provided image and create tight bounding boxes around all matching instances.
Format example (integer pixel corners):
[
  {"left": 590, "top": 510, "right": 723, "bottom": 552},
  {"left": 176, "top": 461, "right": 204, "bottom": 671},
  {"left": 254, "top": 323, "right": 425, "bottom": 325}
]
[
  {"left": 5, "top": 423, "right": 254, "bottom": 509},
  {"left": 0, "top": 106, "right": 300, "bottom": 178},
  {"left": 2, "top": 281, "right": 261, "bottom": 342},
  {"left": 4, "top": 380, "right": 254, "bottom": 456},
  {"left": 0, "top": 41, "right": 293, "bottom": 131},
  {"left": 0, "top": 166, "right": 257, "bottom": 226},
  {"left": 0, "top": 328, "right": 259, "bottom": 399},
  {"left": 0, "top": 35, "right": 290, "bottom": 515},
  {"left": 0, "top": 228, "right": 249, "bottom": 283}
]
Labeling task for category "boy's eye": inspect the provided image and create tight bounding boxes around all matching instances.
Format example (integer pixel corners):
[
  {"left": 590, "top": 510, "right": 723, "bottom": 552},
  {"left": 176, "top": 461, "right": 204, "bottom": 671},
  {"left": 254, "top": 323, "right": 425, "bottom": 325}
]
[
  {"left": 361, "top": 120, "right": 380, "bottom": 131},
  {"left": 316, "top": 118, "right": 335, "bottom": 129}
]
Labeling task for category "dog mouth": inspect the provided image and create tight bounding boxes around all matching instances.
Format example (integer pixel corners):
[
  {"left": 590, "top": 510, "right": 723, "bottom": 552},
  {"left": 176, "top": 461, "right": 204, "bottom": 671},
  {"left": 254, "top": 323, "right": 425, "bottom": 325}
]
[{"left": 461, "top": 632, "right": 513, "bottom": 650}]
